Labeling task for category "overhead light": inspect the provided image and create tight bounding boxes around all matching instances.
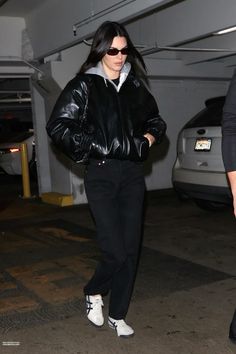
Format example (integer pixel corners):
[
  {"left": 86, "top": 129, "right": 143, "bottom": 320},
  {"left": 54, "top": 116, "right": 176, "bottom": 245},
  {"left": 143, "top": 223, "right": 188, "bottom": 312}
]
[{"left": 214, "top": 26, "right": 236, "bottom": 35}]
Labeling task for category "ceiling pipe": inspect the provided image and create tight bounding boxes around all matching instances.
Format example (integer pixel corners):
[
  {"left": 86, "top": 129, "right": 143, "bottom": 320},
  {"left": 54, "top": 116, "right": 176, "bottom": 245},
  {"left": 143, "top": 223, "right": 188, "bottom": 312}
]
[
  {"left": 83, "top": 39, "right": 145, "bottom": 48},
  {"left": 72, "top": 0, "right": 136, "bottom": 36},
  {"left": 156, "top": 46, "right": 236, "bottom": 52},
  {"left": 140, "top": 45, "right": 236, "bottom": 56},
  {"left": 0, "top": 56, "right": 45, "bottom": 79},
  {"left": 0, "top": 91, "right": 30, "bottom": 94},
  {"left": 83, "top": 39, "right": 236, "bottom": 55},
  {"left": 0, "top": 97, "right": 31, "bottom": 103}
]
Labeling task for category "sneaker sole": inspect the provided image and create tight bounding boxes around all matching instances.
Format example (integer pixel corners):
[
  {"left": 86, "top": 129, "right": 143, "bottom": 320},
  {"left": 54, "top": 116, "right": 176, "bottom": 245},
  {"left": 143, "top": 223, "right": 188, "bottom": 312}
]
[
  {"left": 108, "top": 323, "right": 134, "bottom": 338},
  {"left": 88, "top": 318, "right": 104, "bottom": 328}
]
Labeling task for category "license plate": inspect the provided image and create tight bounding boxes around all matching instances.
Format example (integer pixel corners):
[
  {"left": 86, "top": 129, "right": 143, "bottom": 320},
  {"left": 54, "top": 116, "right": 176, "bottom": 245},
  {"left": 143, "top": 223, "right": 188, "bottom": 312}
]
[{"left": 194, "top": 138, "right": 212, "bottom": 151}]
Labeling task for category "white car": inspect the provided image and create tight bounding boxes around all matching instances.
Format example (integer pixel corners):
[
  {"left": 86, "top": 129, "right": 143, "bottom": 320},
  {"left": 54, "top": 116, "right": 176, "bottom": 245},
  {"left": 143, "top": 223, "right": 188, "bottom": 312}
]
[
  {"left": 0, "top": 119, "right": 36, "bottom": 176},
  {"left": 172, "top": 96, "right": 232, "bottom": 210}
]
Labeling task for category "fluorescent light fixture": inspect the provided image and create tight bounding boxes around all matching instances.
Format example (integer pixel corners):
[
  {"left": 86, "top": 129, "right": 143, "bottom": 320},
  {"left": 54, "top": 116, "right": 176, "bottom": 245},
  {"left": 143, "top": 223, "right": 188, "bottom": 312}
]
[{"left": 214, "top": 26, "right": 236, "bottom": 35}]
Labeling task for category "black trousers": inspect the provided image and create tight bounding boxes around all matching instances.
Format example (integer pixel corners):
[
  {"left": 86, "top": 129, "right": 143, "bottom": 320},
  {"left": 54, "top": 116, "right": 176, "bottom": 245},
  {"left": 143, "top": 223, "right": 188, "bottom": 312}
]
[{"left": 84, "top": 159, "right": 145, "bottom": 319}]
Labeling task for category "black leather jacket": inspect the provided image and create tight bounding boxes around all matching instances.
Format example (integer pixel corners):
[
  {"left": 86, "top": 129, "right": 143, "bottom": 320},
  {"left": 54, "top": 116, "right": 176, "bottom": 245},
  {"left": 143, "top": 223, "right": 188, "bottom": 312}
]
[{"left": 46, "top": 62, "right": 166, "bottom": 163}]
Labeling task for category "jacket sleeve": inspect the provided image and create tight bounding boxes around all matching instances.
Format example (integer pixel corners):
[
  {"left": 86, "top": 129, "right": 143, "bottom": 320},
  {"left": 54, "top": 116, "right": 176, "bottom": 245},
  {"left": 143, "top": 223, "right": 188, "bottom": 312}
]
[
  {"left": 46, "top": 76, "right": 93, "bottom": 163},
  {"left": 143, "top": 92, "right": 167, "bottom": 144},
  {"left": 222, "top": 70, "right": 236, "bottom": 172}
]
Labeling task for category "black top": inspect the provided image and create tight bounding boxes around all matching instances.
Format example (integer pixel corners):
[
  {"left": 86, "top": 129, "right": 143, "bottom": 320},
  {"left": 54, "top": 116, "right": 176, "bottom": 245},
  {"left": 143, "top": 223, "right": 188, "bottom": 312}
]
[
  {"left": 112, "top": 78, "right": 120, "bottom": 86},
  {"left": 222, "top": 70, "right": 236, "bottom": 172}
]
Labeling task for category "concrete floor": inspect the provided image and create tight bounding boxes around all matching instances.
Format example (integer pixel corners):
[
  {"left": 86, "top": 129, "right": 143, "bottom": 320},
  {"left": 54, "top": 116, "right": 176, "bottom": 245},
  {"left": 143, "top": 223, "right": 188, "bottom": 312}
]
[{"left": 0, "top": 175, "right": 236, "bottom": 354}]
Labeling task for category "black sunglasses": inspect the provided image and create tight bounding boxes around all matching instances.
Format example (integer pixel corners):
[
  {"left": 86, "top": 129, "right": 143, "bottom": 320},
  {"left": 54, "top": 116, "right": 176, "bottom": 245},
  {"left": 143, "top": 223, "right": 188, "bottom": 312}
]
[{"left": 106, "top": 47, "right": 129, "bottom": 56}]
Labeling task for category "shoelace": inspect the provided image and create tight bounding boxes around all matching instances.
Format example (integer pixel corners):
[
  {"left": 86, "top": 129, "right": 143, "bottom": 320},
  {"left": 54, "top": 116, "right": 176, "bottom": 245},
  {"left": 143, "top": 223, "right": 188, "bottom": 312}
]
[
  {"left": 109, "top": 318, "right": 125, "bottom": 329},
  {"left": 86, "top": 297, "right": 103, "bottom": 315},
  {"left": 86, "top": 298, "right": 92, "bottom": 315},
  {"left": 109, "top": 319, "right": 116, "bottom": 329}
]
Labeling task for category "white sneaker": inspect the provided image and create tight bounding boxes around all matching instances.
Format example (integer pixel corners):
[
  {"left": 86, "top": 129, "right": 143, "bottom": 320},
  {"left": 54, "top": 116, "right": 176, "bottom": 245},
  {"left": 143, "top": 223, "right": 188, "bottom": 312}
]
[
  {"left": 86, "top": 295, "right": 104, "bottom": 327},
  {"left": 108, "top": 316, "right": 134, "bottom": 337}
]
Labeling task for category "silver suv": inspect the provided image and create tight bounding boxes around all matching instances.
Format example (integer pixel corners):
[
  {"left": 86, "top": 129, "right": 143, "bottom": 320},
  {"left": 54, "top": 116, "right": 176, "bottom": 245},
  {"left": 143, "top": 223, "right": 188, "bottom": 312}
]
[{"left": 172, "top": 96, "right": 232, "bottom": 210}]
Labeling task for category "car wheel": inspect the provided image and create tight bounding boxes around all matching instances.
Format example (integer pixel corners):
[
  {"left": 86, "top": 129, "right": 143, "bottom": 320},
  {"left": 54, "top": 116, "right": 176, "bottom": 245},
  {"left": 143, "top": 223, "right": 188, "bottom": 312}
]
[
  {"left": 194, "top": 198, "right": 228, "bottom": 211},
  {"left": 173, "top": 187, "right": 189, "bottom": 201}
]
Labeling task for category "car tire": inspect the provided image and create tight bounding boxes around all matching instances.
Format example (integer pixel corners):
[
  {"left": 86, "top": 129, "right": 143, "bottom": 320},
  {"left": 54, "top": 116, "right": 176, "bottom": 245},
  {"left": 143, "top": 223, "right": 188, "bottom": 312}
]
[
  {"left": 174, "top": 189, "right": 189, "bottom": 201},
  {"left": 194, "top": 198, "right": 228, "bottom": 211}
]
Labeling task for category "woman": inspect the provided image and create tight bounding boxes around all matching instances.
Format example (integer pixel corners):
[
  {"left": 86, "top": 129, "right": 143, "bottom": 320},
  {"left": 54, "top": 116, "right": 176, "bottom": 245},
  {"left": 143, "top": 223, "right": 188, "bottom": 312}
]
[
  {"left": 46, "top": 21, "right": 166, "bottom": 338},
  {"left": 222, "top": 69, "right": 236, "bottom": 343}
]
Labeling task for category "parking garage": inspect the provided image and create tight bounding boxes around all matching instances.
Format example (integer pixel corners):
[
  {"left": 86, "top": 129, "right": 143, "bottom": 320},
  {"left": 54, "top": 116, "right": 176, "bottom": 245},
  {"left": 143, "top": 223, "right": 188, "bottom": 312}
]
[{"left": 0, "top": 1, "right": 236, "bottom": 353}]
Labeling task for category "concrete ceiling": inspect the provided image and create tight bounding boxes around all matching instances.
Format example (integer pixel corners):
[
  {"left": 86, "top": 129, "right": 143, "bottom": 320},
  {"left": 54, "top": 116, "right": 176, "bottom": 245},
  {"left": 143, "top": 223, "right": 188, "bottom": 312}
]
[
  {"left": 1, "top": 0, "right": 236, "bottom": 71},
  {"left": 0, "top": 0, "right": 236, "bottom": 107},
  {"left": 125, "top": 0, "right": 236, "bottom": 75},
  {"left": 0, "top": 0, "right": 47, "bottom": 17}
]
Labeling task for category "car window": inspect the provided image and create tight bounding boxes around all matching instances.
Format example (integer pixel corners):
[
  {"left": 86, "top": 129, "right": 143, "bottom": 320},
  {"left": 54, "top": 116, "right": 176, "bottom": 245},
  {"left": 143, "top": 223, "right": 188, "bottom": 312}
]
[{"left": 184, "top": 97, "right": 225, "bottom": 129}]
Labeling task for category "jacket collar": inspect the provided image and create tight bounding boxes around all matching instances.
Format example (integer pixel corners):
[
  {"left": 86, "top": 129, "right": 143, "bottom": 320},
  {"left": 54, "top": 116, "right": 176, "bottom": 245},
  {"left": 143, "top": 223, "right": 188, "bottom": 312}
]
[{"left": 85, "top": 61, "right": 131, "bottom": 92}]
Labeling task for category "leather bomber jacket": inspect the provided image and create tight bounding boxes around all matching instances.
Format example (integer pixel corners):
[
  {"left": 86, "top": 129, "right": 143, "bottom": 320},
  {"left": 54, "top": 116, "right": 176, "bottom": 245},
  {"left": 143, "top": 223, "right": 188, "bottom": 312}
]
[{"left": 46, "top": 62, "right": 167, "bottom": 164}]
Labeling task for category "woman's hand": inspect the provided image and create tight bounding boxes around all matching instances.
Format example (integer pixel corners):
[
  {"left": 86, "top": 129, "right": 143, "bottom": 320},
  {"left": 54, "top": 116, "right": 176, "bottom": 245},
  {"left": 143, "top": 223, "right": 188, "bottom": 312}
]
[
  {"left": 227, "top": 171, "right": 236, "bottom": 217},
  {"left": 143, "top": 133, "right": 155, "bottom": 147}
]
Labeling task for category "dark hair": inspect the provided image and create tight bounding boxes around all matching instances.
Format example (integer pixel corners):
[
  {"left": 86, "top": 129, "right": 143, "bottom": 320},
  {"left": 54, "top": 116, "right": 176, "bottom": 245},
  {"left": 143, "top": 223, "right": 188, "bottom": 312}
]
[{"left": 79, "top": 21, "right": 146, "bottom": 74}]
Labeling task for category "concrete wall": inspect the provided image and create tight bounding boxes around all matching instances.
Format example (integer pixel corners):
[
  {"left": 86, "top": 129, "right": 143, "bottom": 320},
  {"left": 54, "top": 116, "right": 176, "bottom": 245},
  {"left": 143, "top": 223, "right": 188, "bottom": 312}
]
[
  {"left": 50, "top": 43, "right": 89, "bottom": 88},
  {"left": 0, "top": 17, "right": 25, "bottom": 57},
  {"left": 33, "top": 43, "right": 90, "bottom": 203},
  {"left": 0, "top": 16, "right": 33, "bottom": 75}
]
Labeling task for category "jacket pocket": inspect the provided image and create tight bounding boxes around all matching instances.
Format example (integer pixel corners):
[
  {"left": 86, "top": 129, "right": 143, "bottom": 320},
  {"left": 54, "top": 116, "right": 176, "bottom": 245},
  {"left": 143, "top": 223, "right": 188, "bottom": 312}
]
[{"left": 133, "top": 136, "right": 149, "bottom": 161}]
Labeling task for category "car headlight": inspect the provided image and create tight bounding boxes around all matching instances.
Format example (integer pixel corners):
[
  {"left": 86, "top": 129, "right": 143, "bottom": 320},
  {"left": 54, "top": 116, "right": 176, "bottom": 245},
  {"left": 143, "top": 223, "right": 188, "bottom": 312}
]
[{"left": 10, "top": 148, "right": 20, "bottom": 153}]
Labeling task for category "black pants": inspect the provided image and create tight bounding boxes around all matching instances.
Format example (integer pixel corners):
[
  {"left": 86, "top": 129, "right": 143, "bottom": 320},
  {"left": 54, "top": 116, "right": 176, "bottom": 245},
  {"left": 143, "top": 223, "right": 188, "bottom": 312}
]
[{"left": 84, "top": 159, "right": 145, "bottom": 319}]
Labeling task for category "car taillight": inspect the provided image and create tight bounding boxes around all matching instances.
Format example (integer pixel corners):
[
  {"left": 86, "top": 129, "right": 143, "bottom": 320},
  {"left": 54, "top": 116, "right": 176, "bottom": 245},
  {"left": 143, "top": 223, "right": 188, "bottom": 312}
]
[{"left": 10, "top": 148, "right": 20, "bottom": 153}]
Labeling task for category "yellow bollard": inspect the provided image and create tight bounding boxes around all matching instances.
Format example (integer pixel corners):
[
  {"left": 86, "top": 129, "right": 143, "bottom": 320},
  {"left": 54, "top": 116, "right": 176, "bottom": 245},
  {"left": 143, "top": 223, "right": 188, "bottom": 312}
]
[{"left": 20, "top": 143, "right": 31, "bottom": 198}]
